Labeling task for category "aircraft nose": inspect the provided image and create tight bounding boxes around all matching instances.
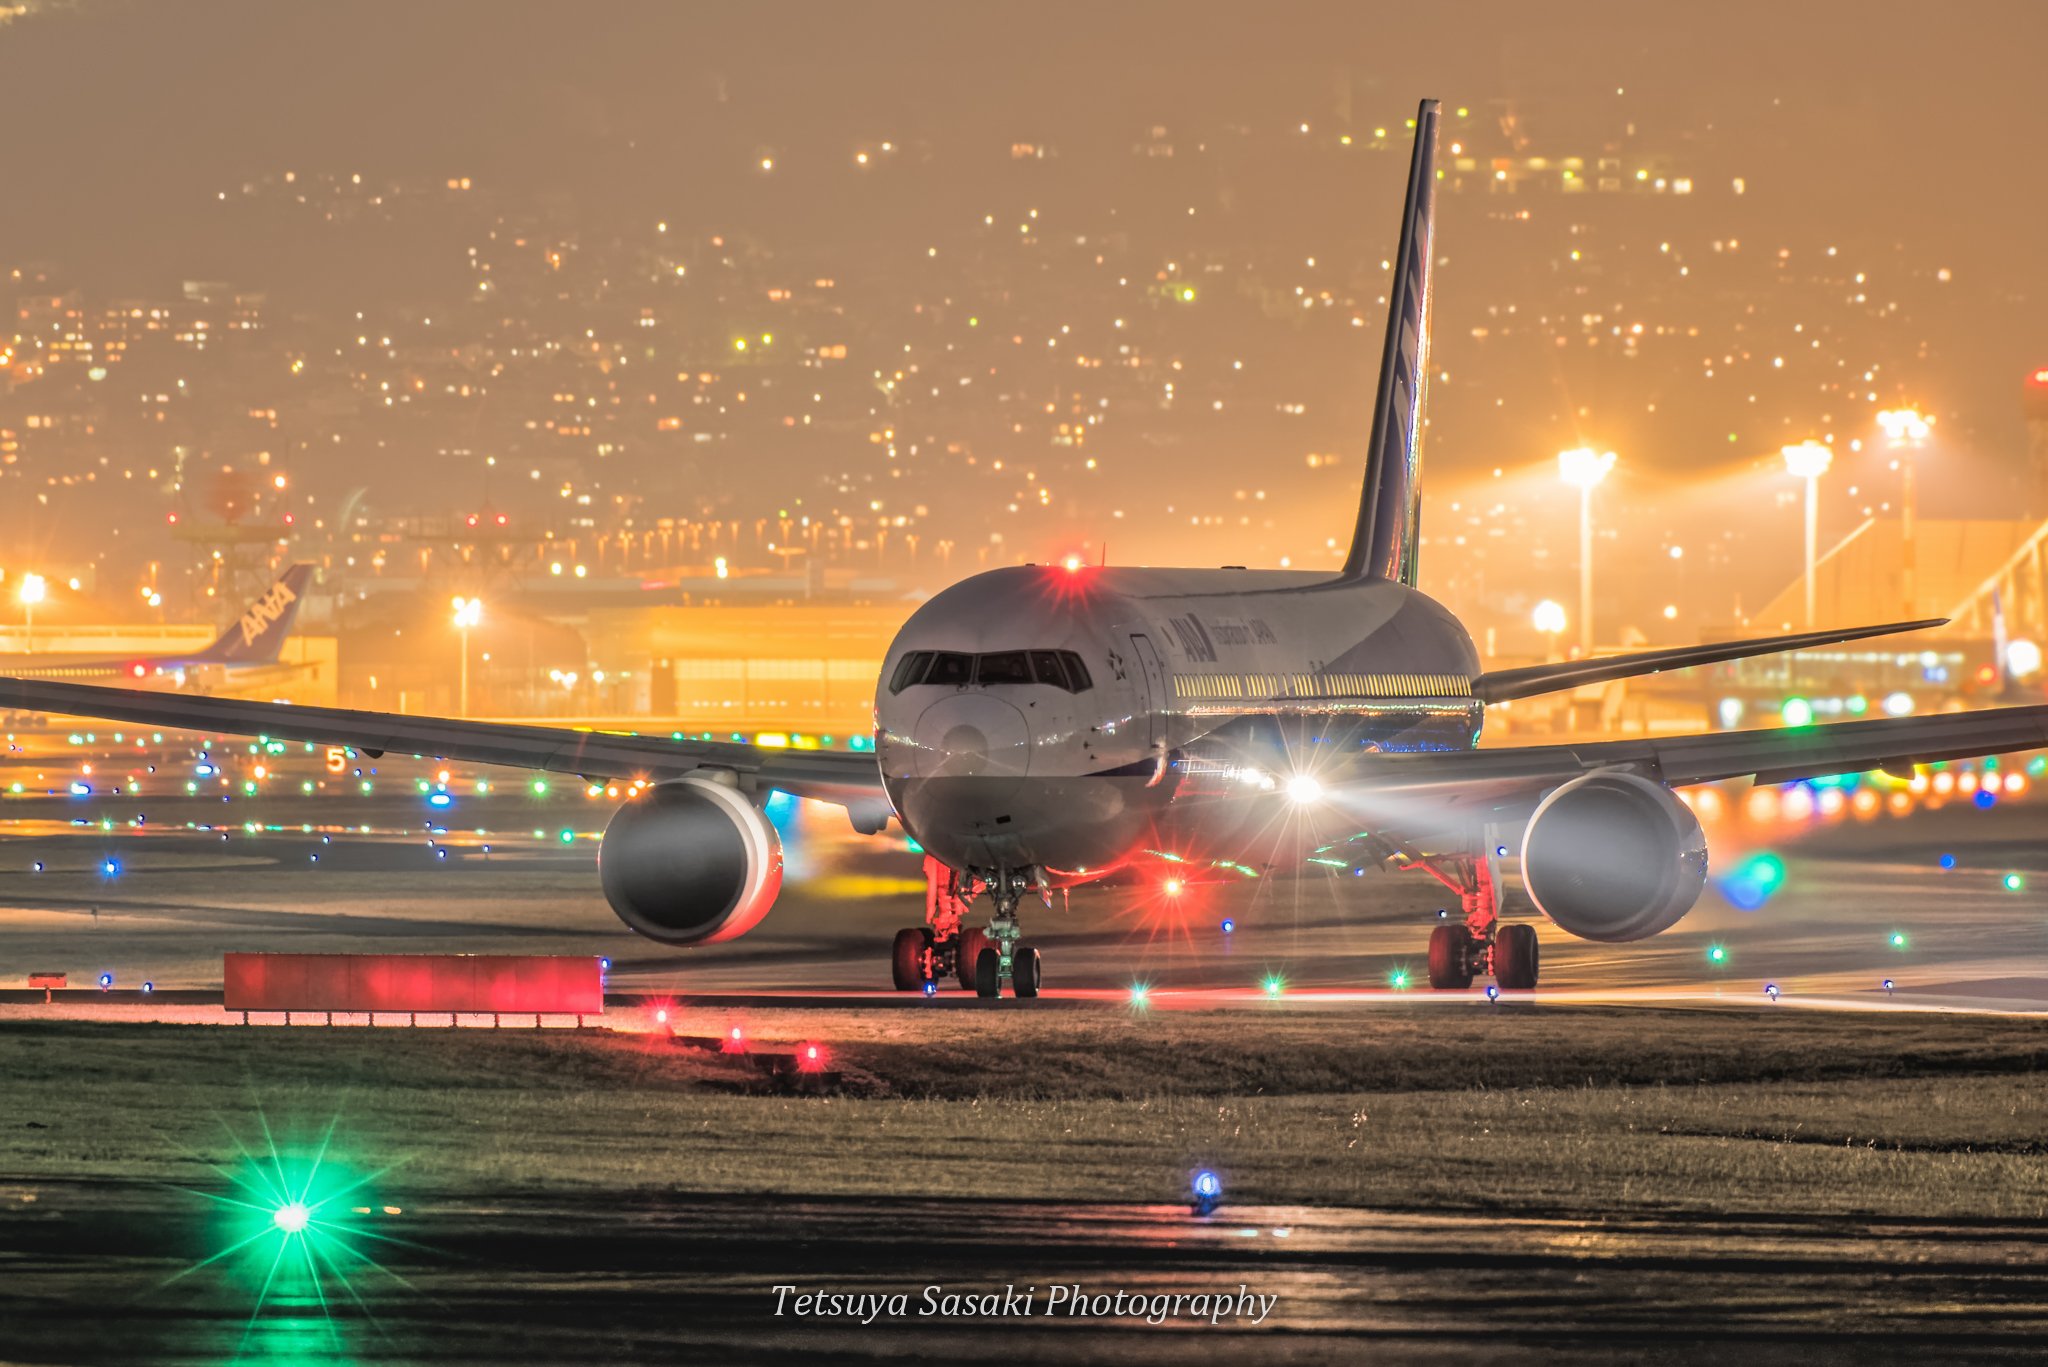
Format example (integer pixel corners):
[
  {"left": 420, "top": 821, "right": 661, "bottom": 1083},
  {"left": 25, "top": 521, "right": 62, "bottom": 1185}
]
[{"left": 912, "top": 693, "right": 1031, "bottom": 784}]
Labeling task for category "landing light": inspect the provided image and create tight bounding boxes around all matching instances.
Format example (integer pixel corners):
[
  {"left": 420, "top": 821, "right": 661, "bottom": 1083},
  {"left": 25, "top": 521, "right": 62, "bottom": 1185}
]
[{"left": 1284, "top": 774, "right": 1322, "bottom": 805}]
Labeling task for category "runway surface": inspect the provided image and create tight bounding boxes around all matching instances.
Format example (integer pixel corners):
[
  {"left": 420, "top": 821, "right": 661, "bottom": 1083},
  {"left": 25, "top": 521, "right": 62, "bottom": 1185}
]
[
  {"left": 0, "top": 727, "right": 2043, "bottom": 1014},
  {"left": 3, "top": 1179, "right": 2045, "bottom": 1364}
]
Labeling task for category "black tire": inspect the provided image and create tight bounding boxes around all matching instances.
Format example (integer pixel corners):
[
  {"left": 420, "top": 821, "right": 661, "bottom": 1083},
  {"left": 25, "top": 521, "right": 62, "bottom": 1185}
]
[
  {"left": 955, "top": 928, "right": 993, "bottom": 991},
  {"left": 1494, "top": 923, "right": 1539, "bottom": 991},
  {"left": 891, "top": 927, "right": 930, "bottom": 991},
  {"left": 1428, "top": 925, "right": 1474, "bottom": 990},
  {"left": 1011, "top": 944, "right": 1041, "bottom": 998},
  {"left": 974, "top": 946, "right": 1002, "bottom": 998}
]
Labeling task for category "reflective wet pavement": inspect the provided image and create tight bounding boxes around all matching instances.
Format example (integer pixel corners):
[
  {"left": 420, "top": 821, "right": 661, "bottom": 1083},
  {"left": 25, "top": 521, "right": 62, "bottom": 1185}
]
[{"left": 5, "top": 1180, "right": 2048, "bottom": 1364}]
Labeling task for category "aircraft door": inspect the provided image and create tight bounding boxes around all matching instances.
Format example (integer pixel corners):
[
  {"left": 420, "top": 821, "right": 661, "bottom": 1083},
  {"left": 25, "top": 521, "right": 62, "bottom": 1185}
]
[{"left": 1127, "top": 632, "right": 1167, "bottom": 747}]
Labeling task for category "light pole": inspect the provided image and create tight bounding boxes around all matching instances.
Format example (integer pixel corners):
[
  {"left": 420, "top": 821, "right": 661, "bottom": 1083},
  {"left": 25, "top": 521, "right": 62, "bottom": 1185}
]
[
  {"left": 452, "top": 596, "right": 483, "bottom": 717},
  {"left": 1532, "top": 599, "right": 1567, "bottom": 660},
  {"left": 18, "top": 573, "right": 46, "bottom": 652},
  {"left": 1557, "top": 448, "right": 1616, "bottom": 653},
  {"left": 1876, "top": 409, "right": 1931, "bottom": 618},
  {"left": 1782, "top": 441, "right": 1833, "bottom": 629}
]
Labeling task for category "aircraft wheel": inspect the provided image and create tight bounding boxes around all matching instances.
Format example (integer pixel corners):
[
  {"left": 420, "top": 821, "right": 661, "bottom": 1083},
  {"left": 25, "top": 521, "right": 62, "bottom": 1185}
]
[
  {"left": 1427, "top": 925, "right": 1474, "bottom": 990},
  {"left": 974, "top": 946, "right": 1003, "bottom": 999},
  {"left": 1494, "top": 923, "right": 1539, "bottom": 991},
  {"left": 956, "top": 928, "right": 994, "bottom": 991},
  {"left": 891, "top": 927, "right": 931, "bottom": 991},
  {"left": 1011, "top": 944, "right": 1041, "bottom": 998}
]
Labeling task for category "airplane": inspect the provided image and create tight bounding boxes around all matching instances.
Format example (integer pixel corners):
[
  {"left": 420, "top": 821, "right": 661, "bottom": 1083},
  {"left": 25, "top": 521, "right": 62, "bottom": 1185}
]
[
  {"left": 2, "top": 101, "right": 2045, "bottom": 998},
  {"left": 0, "top": 564, "right": 314, "bottom": 687}
]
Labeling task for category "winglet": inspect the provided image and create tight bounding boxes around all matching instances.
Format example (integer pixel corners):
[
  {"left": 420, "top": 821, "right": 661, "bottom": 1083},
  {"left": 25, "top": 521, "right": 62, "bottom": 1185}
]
[
  {"left": 193, "top": 564, "right": 314, "bottom": 665},
  {"left": 1339, "top": 98, "right": 1440, "bottom": 585}
]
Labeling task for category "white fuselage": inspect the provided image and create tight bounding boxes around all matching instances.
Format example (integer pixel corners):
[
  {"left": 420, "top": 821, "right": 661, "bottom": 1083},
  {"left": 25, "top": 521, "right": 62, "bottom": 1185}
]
[{"left": 875, "top": 564, "right": 1482, "bottom": 883}]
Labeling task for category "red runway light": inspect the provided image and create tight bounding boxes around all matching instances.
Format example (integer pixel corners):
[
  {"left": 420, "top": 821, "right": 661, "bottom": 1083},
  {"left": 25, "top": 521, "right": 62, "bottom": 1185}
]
[
  {"left": 1162, "top": 877, "right": 1185, "bottom": 897},
  {"left": 720, "top": 1025, "right": 748, "bottom": 1054},
  {"left": 797, "top": 1042, "right": 827, "bottom": 1072}
]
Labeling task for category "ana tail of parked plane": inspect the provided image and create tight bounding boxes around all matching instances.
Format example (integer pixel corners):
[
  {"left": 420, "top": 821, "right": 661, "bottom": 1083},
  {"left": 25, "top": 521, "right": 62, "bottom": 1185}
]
[{"left": 191, "top": 564, "right": 314, "bottom": 666}]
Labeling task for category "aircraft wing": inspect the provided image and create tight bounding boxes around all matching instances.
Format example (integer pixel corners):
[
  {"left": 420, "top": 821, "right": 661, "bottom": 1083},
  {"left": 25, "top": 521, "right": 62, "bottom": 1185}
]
[
  {"left": 1470, "top": 618, "right": 1947, "bottom": 703},
  {"left": 0, "top": 676, "right": 886, "bottom": 810},
  {"left": 1332, "top": 703, "right": 2048, "bottom": 814}
]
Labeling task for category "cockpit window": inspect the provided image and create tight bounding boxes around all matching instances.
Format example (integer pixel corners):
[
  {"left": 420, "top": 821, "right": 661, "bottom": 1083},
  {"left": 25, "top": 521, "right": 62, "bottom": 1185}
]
[
  {"left": 889, "top": 648, "right": 1093, "bottom": 693},
  {"left": 926, "top": 652, "right": 974, "bottom": 686},
  {"left": 887, "top": 651, "right": 933, "bottom": 694},
  {"left": 975, "top": 651, "right": 1032, "bottom": 685}
]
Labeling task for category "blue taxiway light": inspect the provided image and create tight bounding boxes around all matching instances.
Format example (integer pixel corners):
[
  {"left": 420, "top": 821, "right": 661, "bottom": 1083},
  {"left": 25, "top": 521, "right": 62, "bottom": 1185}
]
[
  {"left": 1485, "top": 984, "right": 1500, "bottom": 1002},
  {"left": 98, "top": 973, "right": 113, "bottom": 989},
  {"left": 428, "top": 792, "right": 454, "bottom": 809},
  {"left": 1219, "top": 918, "right": 1235, "bottom": 935},
  {"left": 922, "top": 980, "right": 938, "bottom": 998},
  {"left": 1939, "top": 853, "right": 1957, "bottom": 870}
]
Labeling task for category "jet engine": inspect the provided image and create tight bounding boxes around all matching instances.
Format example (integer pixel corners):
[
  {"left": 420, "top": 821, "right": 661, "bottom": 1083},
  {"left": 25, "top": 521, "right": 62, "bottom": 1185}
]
[
  {"left": 1519, "top": 771, "right": 1707, "bottom": 943},
  {"left": 598, "top": 777, "right": 784, "bottom": 945}
]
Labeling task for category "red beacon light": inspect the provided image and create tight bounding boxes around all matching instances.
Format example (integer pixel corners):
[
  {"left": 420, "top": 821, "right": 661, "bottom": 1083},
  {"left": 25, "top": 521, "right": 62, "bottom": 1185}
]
[{"left": 1061, "top": 554, "right": 1085, "bottom": 573}]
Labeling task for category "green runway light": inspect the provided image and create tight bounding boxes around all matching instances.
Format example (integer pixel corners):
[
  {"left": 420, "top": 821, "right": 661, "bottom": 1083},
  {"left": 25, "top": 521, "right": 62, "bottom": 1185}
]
[
  {"left": 1128, "top": 982, "right": 1151, "bottom": 1008},
  {"left": 559, "top": 828, "right": 576, "bottom": 844},
  {"left": 1387, "top": 969, "right": 1410, "bottom": 990},
  {"left": 1889, "top": 931, "right": 1909, "bottom": 949},
  {"left": 272, "top": 1201, "right": 311, "bottom": 1234},
  {"left": 1781, "top": 697, "right": 1814, "bottom": 728},
  {"left": 1262, "top": 975, "right": 1285, "bottom": 999},
  {"left": 2005, "top": 872, "right": 2026, "bottom": 892},
  {"left": 1707, "top": 944, "right": 1728, "bottom": 964}
]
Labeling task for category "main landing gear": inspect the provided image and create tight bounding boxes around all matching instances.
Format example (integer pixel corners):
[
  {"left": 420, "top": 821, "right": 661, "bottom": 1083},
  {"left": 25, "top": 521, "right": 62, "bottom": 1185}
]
[
  {"left": 892, "top": 857, "right": 1044, "bottom": 998},
  {"left": 1411, "top": 851, "right": 1540, "bottom": 992}
]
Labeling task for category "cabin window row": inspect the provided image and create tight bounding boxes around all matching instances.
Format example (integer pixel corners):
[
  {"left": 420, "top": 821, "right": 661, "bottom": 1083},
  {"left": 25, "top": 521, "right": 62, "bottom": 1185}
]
[{"left": 1170, "top": 672, "right": 1472, "bottom": 701}]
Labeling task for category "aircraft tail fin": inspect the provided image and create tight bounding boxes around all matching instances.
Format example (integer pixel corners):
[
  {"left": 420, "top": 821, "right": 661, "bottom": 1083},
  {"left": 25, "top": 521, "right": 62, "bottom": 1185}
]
[
  {"left": 1338, "top": 98, "right": 1440, "bottom": 586},
  {"left": 194, "top": 564, "right": 313, "bottom": 665}
]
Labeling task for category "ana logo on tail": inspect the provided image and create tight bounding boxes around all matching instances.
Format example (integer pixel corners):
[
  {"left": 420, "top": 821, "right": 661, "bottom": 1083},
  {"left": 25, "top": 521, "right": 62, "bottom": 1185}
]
[{"left": 237, "top": 578, "right": 299, "bottom": 648}]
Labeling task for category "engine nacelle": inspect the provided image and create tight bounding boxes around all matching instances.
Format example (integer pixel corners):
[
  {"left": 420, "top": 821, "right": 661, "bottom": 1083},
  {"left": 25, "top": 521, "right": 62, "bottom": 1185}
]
[
  {"left": 1520, "top": 771, "right": 1707, "bottom": 943},
  {"left": 598, "top": 777, "right": 783, "bottom": 946}
]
